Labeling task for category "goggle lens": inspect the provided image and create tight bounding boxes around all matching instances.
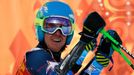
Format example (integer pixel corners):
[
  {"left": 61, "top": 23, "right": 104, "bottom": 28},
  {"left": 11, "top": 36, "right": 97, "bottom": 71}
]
[{"left": 43, "top": 17, "right": 73, "bottom": 36}]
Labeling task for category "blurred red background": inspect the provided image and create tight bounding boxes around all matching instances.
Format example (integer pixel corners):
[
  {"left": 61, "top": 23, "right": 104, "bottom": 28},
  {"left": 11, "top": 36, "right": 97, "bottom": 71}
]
[{"left": 0, "top": 0, "right": 134, "bottom": 75}]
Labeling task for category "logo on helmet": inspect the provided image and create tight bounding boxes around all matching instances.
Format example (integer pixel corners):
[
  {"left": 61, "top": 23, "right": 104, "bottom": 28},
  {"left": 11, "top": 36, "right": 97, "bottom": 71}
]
[
  {"left": 40, "top": 5, "right": 48, "bottom": 14},
  {"left": 44, "top": 6, "right": 48, "bottom": 13}
]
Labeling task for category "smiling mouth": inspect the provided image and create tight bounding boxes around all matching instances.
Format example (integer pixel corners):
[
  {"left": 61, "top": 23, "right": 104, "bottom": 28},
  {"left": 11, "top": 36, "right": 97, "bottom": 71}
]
[{"left": 53, "top": 38, "right": 61, "bottom": 42}]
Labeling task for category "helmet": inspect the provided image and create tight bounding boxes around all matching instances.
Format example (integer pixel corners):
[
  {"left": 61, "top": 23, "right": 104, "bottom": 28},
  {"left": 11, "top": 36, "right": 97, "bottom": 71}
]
[{"left": 34, "top": 1, "right": 75, "bottom": 45}]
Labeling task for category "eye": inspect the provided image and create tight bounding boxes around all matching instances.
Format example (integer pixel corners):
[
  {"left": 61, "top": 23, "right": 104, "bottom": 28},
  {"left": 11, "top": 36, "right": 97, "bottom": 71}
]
[{"left": 45, "top": 23, "right": 56, "bottom": 28}]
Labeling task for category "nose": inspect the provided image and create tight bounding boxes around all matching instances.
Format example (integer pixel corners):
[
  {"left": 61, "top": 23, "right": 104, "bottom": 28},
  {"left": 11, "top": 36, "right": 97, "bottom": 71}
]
[{"left": 54, "top": 29, "right": 63, "bottom": 36}]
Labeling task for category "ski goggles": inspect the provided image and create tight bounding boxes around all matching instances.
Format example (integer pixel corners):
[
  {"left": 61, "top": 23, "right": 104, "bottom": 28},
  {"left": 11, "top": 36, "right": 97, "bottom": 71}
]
[{"left": 41, "top": 17, "right": 74, "bottom": 36}]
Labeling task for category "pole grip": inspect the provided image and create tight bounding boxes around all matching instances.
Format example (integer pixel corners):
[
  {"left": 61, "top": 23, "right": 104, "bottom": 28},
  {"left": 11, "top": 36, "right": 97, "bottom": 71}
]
[{"left": 100, "top": 28, "right": 134, "bottom": 59}]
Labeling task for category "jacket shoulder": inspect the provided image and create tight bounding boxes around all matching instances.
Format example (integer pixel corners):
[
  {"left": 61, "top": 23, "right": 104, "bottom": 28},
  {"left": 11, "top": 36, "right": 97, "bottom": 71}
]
[{"left": 25, "top": 48, "right": 53, "bottom": 74}]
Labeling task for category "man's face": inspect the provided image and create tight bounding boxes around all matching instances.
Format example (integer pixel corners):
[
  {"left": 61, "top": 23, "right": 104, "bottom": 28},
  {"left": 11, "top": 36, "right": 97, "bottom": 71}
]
[
  {"left": 43, "top": 17, "right": 73, "bottom": 52},
  {"left": 44, "top": 30, "right": 67, "bottom": 52}
]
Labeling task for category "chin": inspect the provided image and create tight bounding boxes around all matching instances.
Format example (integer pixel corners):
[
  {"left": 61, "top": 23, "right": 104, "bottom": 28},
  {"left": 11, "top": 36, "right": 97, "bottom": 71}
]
[
  {"left": 50, "top": 47, "right": 61, "bottom": 52},
  {"left": 52, "top": 49, "right": 61, "bottom": 52}
]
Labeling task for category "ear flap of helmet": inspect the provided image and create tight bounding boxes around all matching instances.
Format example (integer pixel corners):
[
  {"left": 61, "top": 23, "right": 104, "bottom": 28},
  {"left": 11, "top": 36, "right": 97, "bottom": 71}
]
[{"left": 35, "top": 25, "right": 44, "bottom": 42}]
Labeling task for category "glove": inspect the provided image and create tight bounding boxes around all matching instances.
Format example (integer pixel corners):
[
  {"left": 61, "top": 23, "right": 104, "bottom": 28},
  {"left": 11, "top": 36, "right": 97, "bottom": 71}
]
[
  {"left": 85, "top": 39, "right": 97, "bottom": 51},
  {"left": 80, "top": 12, "right": 106, "bottom": 43},
  {"left": 96, "top": 29, "right": 122, "bottom": 67},
  {"left": 96, "top": 52, "right": 110, "bottom": 67}
]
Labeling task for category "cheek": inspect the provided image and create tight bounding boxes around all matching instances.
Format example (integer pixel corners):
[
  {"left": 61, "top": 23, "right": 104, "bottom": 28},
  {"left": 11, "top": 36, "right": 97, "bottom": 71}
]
[
  {"left": 44, "top": 34, "right": 50, "bottom": 43},
  {"left": 63, "top": 37, "right": 67, "bottom": 43}
]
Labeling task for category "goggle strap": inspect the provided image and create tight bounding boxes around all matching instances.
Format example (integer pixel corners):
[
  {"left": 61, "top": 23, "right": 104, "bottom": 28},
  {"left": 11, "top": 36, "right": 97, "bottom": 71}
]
[{"left": 35, "top": 18, "right": 44, "bottom": 26}]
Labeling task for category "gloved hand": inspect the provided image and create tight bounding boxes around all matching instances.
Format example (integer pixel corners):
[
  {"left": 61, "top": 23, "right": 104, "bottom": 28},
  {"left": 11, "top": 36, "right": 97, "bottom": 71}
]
[
  {"left": 96, "top": 52, "right": 110, "bottom": 67},
  {"left": 85, "top": 39, "right": 97, "bottom": 51},
  {"left": 96, "top": 29, "right": 122, "bottom": 67},
  {"left": 80, "top": 12, "right": 106, "bottom": 43}
]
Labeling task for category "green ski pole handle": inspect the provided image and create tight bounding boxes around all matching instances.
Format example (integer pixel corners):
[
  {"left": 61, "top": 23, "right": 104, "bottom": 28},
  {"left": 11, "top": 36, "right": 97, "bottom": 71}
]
[{"left": 100, "top": 28, "right": 134, "bottom": 59}]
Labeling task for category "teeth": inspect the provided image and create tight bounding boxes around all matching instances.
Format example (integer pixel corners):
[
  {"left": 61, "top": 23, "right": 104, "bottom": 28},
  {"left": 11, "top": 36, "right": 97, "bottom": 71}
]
[{"left": 53, "top": 38, "right": 61, "bottom": 42}]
